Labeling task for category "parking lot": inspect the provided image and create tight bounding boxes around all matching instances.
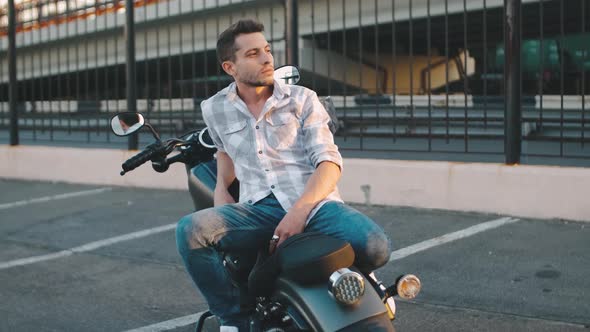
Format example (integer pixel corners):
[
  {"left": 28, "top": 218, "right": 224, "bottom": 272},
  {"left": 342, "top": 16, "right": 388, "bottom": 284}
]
[{"left": 0, "top": 178, "right": 588, "bottom": 332}]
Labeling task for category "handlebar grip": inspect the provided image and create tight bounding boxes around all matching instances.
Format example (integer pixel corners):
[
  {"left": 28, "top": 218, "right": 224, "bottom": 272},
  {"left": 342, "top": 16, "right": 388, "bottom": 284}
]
[{"left": 121, "top": 146, "right": 157, "bottom": 175}]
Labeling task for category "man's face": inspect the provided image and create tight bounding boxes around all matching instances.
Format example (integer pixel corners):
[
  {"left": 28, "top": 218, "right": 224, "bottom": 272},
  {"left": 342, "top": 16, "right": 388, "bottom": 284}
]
[
  {"left": 119, "top": 119, "right": 130, "bottom": 131},
  {"left": 224, "top": 32, "right": 274, "bottom": 87}
]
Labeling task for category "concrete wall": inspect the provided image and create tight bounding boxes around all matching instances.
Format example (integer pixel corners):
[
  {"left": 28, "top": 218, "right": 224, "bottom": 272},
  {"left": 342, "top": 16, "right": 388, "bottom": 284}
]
[
  {"left": 1, "top": 145, "right": 588, "bottom": 222},
  {"left": 362, "top": 51, "right": 476, "bottom": 95},
  {"left": 299, "top": 39, "right": 383, "bottom": 94}
]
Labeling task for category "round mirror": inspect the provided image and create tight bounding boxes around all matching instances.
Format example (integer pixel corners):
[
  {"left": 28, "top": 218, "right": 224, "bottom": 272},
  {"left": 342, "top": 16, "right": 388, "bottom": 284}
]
[
  {"left": 274, "top": 65, "right": 300, "bottom": 85},
  {"left": 198, "top": 127, "right": 216, "bottom": 149},
  {"left": 110, "top": 112, "right": 145, "bottom": 136}
]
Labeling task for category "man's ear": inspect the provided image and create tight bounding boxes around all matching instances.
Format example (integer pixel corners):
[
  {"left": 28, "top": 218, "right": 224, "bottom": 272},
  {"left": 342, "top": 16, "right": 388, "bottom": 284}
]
[{"left": 221, "top": 61, "right": 236, "bottom": 77}]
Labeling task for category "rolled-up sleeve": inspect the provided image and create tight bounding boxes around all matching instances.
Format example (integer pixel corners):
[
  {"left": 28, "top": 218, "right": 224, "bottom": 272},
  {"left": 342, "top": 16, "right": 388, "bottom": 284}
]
[
  {"left": 301, "top": 91, "right": 343, "bottom": 170},
  {"left": 200, "top": 99, "right": 225, "bottom": 153}
]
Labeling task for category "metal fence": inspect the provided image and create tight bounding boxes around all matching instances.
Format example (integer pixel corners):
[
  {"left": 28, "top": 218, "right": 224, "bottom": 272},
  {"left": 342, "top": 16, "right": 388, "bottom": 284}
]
[{"left": 1, "top": 0, "right": 589, "bottom": 166}]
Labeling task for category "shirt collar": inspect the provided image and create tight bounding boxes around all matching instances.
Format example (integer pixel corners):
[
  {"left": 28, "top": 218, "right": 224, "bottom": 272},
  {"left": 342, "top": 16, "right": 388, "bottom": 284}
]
[
  {"left": 272, "top": 79, "right": 291, "bottom": 99},
  {"left": 225, "top": 79, "right": 291, "bottom": 102}
]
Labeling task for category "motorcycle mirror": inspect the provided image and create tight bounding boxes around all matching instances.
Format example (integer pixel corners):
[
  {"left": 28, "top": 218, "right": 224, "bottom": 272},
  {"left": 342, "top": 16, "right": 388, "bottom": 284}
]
[
  {"left": 198, "top": 127, "right": 216, "bottom": 149},
  {"left": 274, "top": 65, "right": 300, "bottom": 85},
  {"left": 110, "top": 112, "right": 145, "bottom": 136}
]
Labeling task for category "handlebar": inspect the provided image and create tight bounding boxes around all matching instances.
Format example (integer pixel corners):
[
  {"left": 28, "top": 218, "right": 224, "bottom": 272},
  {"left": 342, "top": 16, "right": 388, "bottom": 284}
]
[
  {"left": 120, "top": 142, "right": 165, "bottom": 175},
  {"left": 118, "top": 128, "right": 216, "bottom": 176}
]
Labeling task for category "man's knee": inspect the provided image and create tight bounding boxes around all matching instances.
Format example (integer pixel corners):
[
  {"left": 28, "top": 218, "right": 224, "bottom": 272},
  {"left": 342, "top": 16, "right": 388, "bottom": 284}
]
[
  {"left": 363, "top": 231, "right": 392, "bottom": 270},
  {"left": 176, "top": 209, "right": 225, "bottom": 252}
]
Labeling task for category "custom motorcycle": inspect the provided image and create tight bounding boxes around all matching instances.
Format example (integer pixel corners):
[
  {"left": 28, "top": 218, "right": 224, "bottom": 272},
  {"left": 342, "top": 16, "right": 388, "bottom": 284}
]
[{"left": 110, "top": 65, "right": 421, "bottom": 332}]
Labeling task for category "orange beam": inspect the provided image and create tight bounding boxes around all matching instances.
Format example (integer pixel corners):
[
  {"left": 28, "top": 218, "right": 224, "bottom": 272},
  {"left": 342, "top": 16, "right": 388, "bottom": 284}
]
[{"left": 0, "top": 0, "right": 163, "bottom": 37}]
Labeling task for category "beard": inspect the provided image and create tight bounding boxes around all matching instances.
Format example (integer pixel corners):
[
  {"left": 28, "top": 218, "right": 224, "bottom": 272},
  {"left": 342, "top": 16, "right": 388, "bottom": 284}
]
[{"left": 239, "top": 70, "right": 274, "bottom": 87}]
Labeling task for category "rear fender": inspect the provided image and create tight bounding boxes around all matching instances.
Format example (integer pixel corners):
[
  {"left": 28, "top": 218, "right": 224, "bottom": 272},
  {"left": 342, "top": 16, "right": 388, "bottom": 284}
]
[{"left": 273, "top": 272, "right": 389, "bottom": 332}]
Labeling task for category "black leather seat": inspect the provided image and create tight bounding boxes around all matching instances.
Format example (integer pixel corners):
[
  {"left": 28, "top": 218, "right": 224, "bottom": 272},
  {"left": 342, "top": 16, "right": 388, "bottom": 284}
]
[{"left": 248, "top": 232, "right": 355, "bottom": 296}]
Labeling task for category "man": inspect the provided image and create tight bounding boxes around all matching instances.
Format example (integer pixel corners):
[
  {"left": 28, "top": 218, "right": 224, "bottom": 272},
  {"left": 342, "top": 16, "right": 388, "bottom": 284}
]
[
  {"left": 176, "top": 19, "right": 391, "bottom": 332},
  {"left": 116, "top": 113, "right": 142, "bottom": 134}
]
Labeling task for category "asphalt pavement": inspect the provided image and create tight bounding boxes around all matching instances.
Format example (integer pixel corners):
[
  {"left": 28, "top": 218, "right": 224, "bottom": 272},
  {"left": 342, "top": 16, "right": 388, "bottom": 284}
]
[{"left": 0, "top": 178, "right": 588, "bottom": 332}]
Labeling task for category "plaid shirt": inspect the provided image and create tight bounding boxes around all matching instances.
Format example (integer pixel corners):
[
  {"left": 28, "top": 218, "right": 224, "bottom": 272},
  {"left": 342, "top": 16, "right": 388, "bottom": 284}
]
[{"left": 201, "top": 79, "right": 343, "bottom": 217}]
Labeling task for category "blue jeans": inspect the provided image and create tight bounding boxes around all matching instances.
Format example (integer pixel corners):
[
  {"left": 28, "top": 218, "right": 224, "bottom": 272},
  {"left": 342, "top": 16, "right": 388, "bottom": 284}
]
[{"left": 176, "top": 194, "right": 392, "bottom": 329}]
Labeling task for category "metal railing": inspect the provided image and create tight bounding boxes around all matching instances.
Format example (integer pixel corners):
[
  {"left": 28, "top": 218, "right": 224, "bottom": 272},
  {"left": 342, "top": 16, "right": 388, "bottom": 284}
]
[{"left": 1, "top": 0, "right": 589, "bottom": 166}]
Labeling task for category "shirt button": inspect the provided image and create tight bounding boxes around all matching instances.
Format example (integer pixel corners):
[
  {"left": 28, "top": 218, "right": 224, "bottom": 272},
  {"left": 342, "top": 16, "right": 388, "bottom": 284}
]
[
  {"left": 258, "top": 150, "right": 262, "bottom": 154},
  {"left": 265, "top": 169, "right": 270, "bottom": 172},
  {"left": 248, "top": 200, "right": 252, "bottom": 204},
  {"left": 255, "top": 125, "right": 260, "bottom": 129},
  {"left": 271, "top": 185, "right": 275, "bottom": 189}
]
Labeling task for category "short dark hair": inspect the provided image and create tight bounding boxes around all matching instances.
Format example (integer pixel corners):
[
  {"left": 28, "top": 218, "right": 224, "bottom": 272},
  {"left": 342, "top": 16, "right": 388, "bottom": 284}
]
[
  {"left": 216, "top": 19, "right": 265, "bottom": 64},
  {"left": 119, "top": 112, "right": 140, "bottom": 126}
]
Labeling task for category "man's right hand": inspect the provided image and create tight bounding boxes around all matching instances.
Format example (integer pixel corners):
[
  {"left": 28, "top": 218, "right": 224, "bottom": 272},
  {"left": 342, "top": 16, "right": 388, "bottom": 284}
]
[{"left": 214, "top": 187, "right": 236, "bottom": 207}]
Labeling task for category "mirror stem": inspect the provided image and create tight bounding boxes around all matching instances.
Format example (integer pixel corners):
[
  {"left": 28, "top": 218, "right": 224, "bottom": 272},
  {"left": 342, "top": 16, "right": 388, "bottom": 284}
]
[{"left": 144, "top": 123, "right": 161, "bottom": 141}]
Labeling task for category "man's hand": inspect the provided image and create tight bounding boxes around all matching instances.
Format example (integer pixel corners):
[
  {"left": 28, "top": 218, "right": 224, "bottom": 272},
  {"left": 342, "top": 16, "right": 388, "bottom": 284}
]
[
  {"left": 269, "top": 208, "right": 307, "bottom": 254},
  {"left": 268, "top": 161, "right": 341, "bottom": 254},
  {"left": 214, "top": 187, "right": 236, "bottom": 207}
]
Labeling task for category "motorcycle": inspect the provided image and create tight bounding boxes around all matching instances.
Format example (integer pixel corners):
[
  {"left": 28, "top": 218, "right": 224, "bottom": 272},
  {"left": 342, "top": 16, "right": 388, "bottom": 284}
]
[{"left": 110, "top": 65, "right": 421, "bottom": 332}]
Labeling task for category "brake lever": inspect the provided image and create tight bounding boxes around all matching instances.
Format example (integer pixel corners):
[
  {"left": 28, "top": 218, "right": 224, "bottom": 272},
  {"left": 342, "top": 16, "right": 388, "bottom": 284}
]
[{"left": 151, "top": 139, "right": 190, "bottom": 172}]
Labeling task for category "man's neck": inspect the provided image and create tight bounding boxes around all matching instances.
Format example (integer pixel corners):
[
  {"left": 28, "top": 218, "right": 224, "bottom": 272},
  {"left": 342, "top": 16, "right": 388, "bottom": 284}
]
[{"left": 235, "top": 81, "right": 273, "bottom": 106}]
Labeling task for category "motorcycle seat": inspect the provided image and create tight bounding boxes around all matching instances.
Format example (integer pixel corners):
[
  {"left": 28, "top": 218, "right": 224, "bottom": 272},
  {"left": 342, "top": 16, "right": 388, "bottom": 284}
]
[{"left": 248, "top": 232, "right": 355, "bottom": 296}]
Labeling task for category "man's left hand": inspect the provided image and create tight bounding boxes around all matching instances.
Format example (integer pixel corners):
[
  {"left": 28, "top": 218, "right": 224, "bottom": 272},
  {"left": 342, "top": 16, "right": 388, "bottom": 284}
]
[{"left": 269, "top": 209, "right": 308, "bottom": 254}]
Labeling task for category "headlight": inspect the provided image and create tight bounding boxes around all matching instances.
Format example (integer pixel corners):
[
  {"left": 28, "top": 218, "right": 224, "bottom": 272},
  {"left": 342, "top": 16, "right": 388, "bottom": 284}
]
[{"left": 328, "top": 268, "right": 365, "bottom": 305}]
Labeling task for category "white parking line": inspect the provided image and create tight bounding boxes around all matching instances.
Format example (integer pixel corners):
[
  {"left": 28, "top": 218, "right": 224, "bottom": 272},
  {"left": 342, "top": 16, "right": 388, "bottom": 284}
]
[
  {"left": 121, "top": 216, "right": 520, "bottom": 332},
  {"left": 0, "top": 223, "right": 177, "bottom": 270},
  {"left": 0, "top": 187, "right": 113, "bottom": 210},
  {"left": 122, "top": 313, "right": 206, "bottom": 332},
  {"left": 389, "top": 217, "right": 520, "bottom": 262}
]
